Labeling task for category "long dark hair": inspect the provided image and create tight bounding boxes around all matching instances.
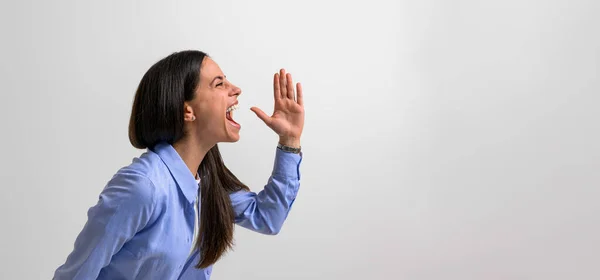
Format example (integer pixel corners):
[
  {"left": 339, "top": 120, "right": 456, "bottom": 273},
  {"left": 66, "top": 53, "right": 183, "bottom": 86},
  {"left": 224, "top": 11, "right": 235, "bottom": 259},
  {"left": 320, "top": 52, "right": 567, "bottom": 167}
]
[{"left": 128, "top": 50, "right": 249, "bottom": 268}]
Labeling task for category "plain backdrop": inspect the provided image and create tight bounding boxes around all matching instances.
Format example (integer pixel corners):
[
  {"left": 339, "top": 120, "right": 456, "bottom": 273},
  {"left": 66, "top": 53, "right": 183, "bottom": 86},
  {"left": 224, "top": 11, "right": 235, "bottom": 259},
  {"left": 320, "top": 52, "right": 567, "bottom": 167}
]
[{"left": 1, "top": 0, "right": 599, "bottom": 279}]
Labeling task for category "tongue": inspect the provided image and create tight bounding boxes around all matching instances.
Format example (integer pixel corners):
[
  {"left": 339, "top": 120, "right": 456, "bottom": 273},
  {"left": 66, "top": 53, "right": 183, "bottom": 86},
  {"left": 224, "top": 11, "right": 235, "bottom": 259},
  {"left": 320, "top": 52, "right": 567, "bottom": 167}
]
[{"left": 226, "top": 111, "right": 239, "bottom": 125}]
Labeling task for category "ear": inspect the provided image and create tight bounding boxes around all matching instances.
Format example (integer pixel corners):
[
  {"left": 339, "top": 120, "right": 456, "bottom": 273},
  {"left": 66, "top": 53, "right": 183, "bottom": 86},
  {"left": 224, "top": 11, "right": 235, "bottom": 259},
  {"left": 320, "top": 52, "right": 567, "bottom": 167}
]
[{"left": 183, "top": 103, "right": 196, "bottom": 122}]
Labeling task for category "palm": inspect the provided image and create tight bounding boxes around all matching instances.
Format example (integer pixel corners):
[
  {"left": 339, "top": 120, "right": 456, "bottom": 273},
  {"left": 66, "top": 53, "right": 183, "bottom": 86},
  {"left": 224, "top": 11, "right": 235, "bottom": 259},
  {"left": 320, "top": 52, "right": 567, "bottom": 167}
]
[
  {"left": 270, "top": 97, "right": 304, "bottom": 137},
  {"left": 251, "top": 69, "right": 305, "bottom": 141}
]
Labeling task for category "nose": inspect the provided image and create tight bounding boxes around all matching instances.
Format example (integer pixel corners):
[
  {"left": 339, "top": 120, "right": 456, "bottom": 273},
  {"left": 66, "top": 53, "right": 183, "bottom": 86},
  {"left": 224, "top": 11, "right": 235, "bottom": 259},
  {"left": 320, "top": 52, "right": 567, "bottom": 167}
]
[{"left": 230, "top": 83, "right": 241, "bottom": 97}]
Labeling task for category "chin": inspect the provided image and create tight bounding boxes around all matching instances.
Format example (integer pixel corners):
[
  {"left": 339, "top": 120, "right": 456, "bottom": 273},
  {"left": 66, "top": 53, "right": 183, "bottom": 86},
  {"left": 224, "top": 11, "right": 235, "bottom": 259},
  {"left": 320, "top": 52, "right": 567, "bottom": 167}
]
[
  {"left": 223, "top": 121, "right": 241, "bottom": 142},
  {"left": 228, "top": 134, "right": 240, "bottom": 142},
  {"left": 221, "top": 130, "right": 240, "bottom": 143}
]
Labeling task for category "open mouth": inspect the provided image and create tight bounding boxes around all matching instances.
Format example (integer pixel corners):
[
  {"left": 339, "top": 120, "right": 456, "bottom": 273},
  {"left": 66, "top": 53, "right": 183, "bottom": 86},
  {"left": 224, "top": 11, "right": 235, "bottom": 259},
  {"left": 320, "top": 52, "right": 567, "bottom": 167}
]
[{"left": 226, "top": 104, "right": 240, "bottom": 128}]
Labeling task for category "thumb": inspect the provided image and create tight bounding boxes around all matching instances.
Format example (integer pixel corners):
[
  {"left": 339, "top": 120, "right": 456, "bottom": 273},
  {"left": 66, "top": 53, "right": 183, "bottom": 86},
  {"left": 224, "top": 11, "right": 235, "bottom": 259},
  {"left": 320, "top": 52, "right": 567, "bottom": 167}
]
[{"left": 250, "top": 107, "right": 272, "bottom": 125}]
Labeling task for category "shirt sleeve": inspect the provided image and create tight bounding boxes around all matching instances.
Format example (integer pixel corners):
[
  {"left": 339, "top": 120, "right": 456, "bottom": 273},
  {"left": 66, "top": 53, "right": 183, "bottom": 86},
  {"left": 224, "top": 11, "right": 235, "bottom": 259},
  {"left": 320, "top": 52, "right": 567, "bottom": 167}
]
[
  {"left": 230, "top": 148, "right": 302, "bottom": 235},
  {"left": 53, "top": 172, "right": 156, "bottom": 280}
]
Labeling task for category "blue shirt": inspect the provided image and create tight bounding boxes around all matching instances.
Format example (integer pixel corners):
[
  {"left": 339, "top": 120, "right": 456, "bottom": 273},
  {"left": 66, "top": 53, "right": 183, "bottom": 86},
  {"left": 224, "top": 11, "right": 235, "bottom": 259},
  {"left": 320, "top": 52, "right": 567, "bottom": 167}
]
[{"left": 53, "top": 142, "right": 302, "bottom": 280}]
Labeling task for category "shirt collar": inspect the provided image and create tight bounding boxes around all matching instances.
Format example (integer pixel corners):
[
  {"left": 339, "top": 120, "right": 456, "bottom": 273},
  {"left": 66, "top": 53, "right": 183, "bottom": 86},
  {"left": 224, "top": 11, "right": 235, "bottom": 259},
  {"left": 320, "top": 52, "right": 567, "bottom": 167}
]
[{"left": 151, "top": 142, "right": 198, "bottom": 204}]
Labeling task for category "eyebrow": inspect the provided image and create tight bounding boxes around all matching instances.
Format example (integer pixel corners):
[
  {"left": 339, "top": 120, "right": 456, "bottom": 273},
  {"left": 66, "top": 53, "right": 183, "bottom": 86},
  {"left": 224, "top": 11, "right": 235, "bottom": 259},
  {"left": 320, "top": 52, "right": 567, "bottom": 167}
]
[{"left": 211, "top": 75, "right": 226, "bottom": 85}]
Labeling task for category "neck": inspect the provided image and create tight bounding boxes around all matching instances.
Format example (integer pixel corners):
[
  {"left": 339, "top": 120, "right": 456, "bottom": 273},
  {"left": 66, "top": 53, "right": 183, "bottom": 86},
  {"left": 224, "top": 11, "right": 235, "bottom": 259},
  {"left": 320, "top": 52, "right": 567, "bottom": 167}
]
[{"left": 172, "top": 135, "right": 214, "bottom": 179}]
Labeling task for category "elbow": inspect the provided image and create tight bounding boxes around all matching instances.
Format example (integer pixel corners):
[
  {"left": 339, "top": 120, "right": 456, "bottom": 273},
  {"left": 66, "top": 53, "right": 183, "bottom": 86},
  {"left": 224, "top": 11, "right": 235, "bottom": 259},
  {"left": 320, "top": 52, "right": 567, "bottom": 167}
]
[
  {"left": 263, "top": 220, "right": 285, "bottom": 235},
  {"left": 267, "top": 226, "right": 281, "bottom": 235},
  {"left": 263, "top": 208, "right": 294, "bottom": 235}
]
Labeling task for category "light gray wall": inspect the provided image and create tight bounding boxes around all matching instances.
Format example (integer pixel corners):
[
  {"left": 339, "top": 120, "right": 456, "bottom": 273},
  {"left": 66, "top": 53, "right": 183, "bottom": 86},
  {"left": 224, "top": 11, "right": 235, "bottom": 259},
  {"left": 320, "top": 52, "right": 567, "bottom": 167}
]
[{"left": 1, "top": 0, "right": 598, "bottom": 279}]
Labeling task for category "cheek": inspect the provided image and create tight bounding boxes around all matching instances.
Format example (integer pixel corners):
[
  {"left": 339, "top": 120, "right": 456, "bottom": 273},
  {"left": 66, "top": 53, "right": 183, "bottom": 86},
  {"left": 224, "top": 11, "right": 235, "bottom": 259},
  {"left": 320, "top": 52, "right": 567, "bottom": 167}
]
[{"left": 196, "top": 99, "right": 225, "bottom": 124}]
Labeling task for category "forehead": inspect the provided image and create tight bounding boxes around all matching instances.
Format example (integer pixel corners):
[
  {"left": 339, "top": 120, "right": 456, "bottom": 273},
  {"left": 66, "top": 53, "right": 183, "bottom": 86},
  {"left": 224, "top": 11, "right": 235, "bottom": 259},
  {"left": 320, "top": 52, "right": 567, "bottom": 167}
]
[{"left": 200, "top": 57, "right": 224, "bottom": 82}]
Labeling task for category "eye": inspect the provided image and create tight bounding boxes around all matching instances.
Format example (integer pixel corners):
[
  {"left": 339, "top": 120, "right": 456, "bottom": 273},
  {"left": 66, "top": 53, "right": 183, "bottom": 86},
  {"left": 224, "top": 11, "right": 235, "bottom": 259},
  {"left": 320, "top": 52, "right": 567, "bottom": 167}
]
[{"left": 216, "top": 82, "right": 224, "bottom": 87}]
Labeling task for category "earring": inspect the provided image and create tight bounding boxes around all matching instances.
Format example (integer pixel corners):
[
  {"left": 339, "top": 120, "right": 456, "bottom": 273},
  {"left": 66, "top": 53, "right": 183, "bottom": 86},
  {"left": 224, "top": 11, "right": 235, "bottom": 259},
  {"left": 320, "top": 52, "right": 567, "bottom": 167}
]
[{"left": 191, "top": 116, "right": 196, "bottom": 121}]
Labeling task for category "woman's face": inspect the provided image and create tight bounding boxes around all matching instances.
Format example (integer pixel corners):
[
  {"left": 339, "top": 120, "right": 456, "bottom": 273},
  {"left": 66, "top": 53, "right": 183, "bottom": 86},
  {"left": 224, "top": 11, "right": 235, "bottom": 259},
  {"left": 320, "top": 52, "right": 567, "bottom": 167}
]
[{"left": 186, "top": 57, "right": 242, "bottom": 144}]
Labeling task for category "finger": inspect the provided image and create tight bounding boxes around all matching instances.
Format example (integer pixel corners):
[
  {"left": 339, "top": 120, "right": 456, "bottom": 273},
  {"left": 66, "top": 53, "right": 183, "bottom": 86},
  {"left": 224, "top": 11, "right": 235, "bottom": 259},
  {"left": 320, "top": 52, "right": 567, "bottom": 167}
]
[
  {"left": 273, "top": 73, "right": 281, "bottom": 100},
  {"left": 286, "top": 73, "right": 295, "bottom": 100},
  {"left": 250, "top": 107, "right": 272, "bottom": 125},
  {"left": 279, "top": 69, "right": 287, "bottom": 99},
  {"left": 296, "top": 82, "right": 303, "bottom": 106}
]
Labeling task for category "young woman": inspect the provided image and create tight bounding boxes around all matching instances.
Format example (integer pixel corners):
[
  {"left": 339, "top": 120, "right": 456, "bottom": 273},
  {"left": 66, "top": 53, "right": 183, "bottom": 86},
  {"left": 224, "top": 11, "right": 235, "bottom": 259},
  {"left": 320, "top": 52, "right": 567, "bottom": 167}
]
[{"left": 53, "top": 50, "right": 304, "bottom": 279}]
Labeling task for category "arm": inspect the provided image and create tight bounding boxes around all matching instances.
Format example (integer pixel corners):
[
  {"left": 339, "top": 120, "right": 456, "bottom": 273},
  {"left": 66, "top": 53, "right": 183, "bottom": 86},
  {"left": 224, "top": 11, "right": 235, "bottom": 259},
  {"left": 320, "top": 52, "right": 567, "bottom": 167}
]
[
  {"left": 53, "top": 173, "right": 156, "bottom": 280},
  {"left": 241, "top": 69, "right": 304, "bottom": 234},
  {"left": 230, "top": 148, "right": 302, "bottom": 235},
  {"left": 242, "top": 68, "right": 305, "bottom": 235}
]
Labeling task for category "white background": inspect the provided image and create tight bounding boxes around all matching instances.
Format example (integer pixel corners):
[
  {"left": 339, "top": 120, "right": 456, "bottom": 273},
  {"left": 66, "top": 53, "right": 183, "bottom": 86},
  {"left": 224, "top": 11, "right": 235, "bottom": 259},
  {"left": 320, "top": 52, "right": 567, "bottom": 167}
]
[{"left": 0, "top": 0, "right": 599, "bottom": 279}]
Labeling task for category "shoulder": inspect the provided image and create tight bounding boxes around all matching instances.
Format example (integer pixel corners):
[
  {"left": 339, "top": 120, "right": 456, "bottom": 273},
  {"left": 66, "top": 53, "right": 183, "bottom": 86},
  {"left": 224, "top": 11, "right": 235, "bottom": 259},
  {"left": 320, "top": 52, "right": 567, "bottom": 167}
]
[
  {"left": 104, "top": 150, "right": 168, "bottom": 207},
  {"left": 102, "top": 170, "right": 158, "bottom": 212}
]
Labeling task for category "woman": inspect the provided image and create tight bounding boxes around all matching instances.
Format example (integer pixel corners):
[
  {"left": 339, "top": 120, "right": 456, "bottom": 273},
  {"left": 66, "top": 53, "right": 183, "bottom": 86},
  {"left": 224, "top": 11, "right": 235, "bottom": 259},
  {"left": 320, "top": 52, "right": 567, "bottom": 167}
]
[{"left": 53, "top": 50, "right": 304, "bottom": 279}]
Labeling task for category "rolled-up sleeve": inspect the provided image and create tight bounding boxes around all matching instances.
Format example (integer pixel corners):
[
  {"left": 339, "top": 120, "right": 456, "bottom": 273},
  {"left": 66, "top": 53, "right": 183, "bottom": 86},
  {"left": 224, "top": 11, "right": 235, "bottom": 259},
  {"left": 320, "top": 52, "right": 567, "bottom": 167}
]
[
  {"left": 230, "top": 148, "right": 302, "bottom": 235},
  {"left": 53, "top": 173, "right": 156, "bottom": 280}
]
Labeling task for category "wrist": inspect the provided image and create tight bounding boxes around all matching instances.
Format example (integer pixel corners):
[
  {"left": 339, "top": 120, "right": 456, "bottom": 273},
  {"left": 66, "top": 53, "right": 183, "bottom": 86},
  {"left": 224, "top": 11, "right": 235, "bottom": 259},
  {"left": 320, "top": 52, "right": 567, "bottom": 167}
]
[
  {"left": 279, "top": 137, "right": 301, "bottom": 148},
  {"left": 277, "top": 142, "right": 301, "bottom": 154}
]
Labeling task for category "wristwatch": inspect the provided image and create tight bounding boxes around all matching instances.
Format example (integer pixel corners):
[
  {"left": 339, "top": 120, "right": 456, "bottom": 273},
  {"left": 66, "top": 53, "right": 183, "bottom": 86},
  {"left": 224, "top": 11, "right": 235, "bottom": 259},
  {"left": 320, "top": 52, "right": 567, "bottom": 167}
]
[{"left": 277, "top": 143, "right": 301, "bottom": 154}]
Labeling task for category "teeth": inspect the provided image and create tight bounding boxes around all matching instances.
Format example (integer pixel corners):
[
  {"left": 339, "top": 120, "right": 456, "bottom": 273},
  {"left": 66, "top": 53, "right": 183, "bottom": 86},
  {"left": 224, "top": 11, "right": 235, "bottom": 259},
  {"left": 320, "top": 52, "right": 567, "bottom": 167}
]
[{"left": 226, "top": 104, "right": 239, "bottom": 113}]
